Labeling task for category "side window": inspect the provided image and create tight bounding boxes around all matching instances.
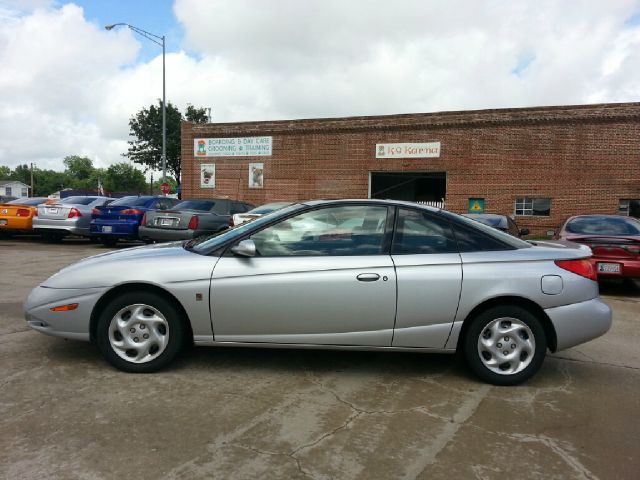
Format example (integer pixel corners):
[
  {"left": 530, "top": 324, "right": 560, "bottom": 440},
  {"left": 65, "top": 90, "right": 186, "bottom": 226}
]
[
  {"left": 249, "top": 205, "right": 388, "bottom": 256},
  {"left": 6, "top": 187, "right": 11, "bottom": 196},
  {"left": 450, "top": 223, "right": 512, "bottom": 252},
  {"left": 392, "top": 209, "right": 457, "bottom": 254},
  {"left": 231, "top": 202, "right": 247, "bottom": 214}
]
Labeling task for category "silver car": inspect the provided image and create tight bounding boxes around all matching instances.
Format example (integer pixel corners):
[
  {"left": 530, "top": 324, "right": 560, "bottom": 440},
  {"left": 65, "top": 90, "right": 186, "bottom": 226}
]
[
  {"left": 24, "top": 200, "right": 611, "bottom": 385},
  {"left": 33, "top": 196, "right": 112, "bottom": 241}
]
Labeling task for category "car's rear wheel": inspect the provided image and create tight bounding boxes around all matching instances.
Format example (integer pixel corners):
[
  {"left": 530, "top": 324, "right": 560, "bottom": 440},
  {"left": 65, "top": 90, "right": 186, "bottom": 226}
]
[
  {"left": 43, "top": 232, "right": 64, "bottom": 243},
  {"left": 101, "top": 237, "right": 117, "bottom": 247},
  {"left": 96, "top": 291, "right": 185, "bottom": 373},
  {"left": 463, "top": 305, "right": 547, "bottom": 385}
]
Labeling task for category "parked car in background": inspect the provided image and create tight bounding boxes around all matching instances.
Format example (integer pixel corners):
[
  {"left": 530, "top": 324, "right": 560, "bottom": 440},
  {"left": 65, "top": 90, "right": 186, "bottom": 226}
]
[
  {"left": 33, "top": 196, "right": 113, "bottom": 242},
  {"left": 0, "top": 195, "right": 17, "bottom": 204},
  {"left": 231, "top": 201, "right": 293, "bottom": 226},
  {"left": 555, "top": 215, "right": 640, "bottom": 279},
  {"left": 90, "top": 196, "right": 179, "bottom": 247},
  {"left": 463, "top": 214, "right": 529, "bottom": 238},
  {"left": 26, "top": 199, "right": 611, "bottom": 385},
  {"left": 139, "top": 199, "right": 254, "bottom": 243},
  {"left": 0, "top": 197, "right": 49, "bottom": 237}
]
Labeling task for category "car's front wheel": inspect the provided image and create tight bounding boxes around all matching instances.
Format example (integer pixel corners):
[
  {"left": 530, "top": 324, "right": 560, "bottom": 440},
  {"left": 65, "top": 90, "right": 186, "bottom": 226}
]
[
  {"left": 96, "top": 291, "right": 185, "bottom": 373},
  {"left": 463, "top": 305, "right": 547, "bottom": 385}
]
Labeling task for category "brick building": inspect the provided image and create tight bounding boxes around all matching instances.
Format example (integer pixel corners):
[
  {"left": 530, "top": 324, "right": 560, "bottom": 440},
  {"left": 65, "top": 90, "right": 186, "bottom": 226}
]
[{"left": 181, "top": 102, "right": 640, "bottom": 235}]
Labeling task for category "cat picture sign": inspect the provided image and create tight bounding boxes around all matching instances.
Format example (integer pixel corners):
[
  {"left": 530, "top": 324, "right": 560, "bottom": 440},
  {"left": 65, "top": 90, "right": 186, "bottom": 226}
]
[{"left": 249, "top": 163, "right": 264, "bottom": 188}]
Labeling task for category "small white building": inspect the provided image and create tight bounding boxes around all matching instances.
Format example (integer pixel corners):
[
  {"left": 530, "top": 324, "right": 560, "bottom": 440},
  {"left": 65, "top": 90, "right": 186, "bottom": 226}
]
[{"left": 0, "top": 181, "right": 30, "bottom": 198}]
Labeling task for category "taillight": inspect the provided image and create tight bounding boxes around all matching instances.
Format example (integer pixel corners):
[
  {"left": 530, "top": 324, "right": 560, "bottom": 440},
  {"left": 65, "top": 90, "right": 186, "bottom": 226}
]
[
  {"left": 121, "top": 209, "right": 142, "bottom": 215},
  {"left": 91, "top": 208, "right": 100, "bottom": 217},
  {"left": 188, "top": 215, "right": 199, "bottom": 230},
  {"left": 16, "top": 208, "right": 30, "bottom": 217},
  {"left": 141, "top": 213, "right": 147, "bottom": 225},
  {"left": 68, "top": 208, "right": 81, "bottom": 218},
  {"left": 555, "top": 259, "right": 597, "bottom": 281}
]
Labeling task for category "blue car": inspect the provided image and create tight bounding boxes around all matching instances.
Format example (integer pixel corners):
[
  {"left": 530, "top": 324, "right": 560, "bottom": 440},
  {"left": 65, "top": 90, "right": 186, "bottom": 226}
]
[{"left": 90, "top": 196, "right": 179, "bottom": 247}]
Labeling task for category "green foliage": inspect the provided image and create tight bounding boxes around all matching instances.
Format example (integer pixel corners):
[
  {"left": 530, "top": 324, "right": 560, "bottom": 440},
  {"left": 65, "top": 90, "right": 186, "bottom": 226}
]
[
  {"left": 125, "top": 101, "right": 209, "bottom": 183},
  {"left": 0, "top": 165, "right": 11, "bottom": 180},
  {"left": 63, "top": 156, "right": 94, "bottom": 181},
  {"left": 104, "top": 162, "right": 147, "bottom": 193}
]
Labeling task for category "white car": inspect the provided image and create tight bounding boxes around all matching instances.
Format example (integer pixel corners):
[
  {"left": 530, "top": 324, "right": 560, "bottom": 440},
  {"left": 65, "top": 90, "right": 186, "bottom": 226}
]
[{"left": 231, "top": 202, "right": 292, "bottom": 226}]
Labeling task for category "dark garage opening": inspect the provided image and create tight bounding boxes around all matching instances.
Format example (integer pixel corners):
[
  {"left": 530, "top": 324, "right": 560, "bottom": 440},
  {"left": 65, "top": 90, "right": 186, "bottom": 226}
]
[{"left": 370, "top": 172, "right": 446, "bottom": 203}]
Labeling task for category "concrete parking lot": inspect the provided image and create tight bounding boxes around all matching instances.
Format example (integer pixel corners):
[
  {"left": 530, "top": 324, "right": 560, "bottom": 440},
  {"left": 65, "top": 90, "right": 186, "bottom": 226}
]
[{"left": 1, "top": 238, "right": 639, "bottom": 480}]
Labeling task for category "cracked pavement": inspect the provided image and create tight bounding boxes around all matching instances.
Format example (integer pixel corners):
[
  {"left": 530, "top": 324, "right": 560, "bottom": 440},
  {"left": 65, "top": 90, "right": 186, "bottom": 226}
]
[{"left": 1, "top": 238, "right": 639, "bottom": 479}]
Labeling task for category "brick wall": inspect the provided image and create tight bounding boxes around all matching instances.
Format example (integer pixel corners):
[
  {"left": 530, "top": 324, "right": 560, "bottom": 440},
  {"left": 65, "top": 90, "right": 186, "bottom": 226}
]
[{"left": 181, "top": 103, "right": 640, "bottom": 236}]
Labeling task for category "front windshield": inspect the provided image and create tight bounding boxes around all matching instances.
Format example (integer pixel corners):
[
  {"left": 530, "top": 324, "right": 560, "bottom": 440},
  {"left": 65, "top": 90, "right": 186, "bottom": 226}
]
[
  {"left": 566, "top": 216, "right": 640, "bottom": 236},
  {"left": 189, "top": 203, "right": 305, "bottom": 254}
]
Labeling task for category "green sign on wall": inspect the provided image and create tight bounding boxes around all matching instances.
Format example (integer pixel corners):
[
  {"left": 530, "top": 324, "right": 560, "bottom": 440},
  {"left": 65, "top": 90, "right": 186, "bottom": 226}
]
[{"left": 468, "top": 198, "right": 485, "bottom": 213}]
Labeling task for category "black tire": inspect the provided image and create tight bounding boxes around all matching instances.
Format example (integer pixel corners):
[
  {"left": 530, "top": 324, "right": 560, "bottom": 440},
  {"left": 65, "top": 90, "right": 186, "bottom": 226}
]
[
  {"left": 96, "top": 291, "right": 186, "bottom": 373},
  {"left": 463, "top": 305, "right": 547, "bottom": 386},
  {"left": 43, "top": 232, "right": 64, "bottom": 243},
  {"left": 101, "top": 237, "right": 117, "bottom": 247}
]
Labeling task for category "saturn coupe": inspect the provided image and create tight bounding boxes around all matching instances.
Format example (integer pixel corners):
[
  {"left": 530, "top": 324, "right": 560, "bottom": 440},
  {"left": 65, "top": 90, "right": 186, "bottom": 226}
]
[{"left": 24, "top": 199, "right": 612, "bottom": 385}]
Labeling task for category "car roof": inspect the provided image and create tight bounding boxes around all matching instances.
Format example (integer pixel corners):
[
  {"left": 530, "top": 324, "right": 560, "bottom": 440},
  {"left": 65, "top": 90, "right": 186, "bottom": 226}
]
[{"left": 301, "top": 198, "right": 441, "bottom": 212}]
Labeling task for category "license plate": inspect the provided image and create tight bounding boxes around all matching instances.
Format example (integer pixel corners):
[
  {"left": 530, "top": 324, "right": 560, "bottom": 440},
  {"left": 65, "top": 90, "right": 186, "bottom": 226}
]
[
  {"left": 160, "top": 218, "right": 173, "bottom": 226},
  {"left": 597, "top": 262, "right": 621, "bottom": 274},
  {"left": 46, "top": 208, "right": 59, "bottom": 214},
  {"left": 102, "top": 226, "right": 112, "bottom": 233}
]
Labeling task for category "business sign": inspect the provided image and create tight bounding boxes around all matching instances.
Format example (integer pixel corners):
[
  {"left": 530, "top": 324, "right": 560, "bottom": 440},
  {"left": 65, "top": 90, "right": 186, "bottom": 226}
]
[
  {"left": 200, "top": 164, "right": 216, "bottom": 188},
  {"left": 376, "top": 142, "right": 441, "bottom": 159},
  {"left": 468, "top": 198, "right": 485, "bottom": 213},
  {"left": 249, "top": 163, "right": 264, "bottom": 189},
  {"left": 194, "top": 137, "right": 272, "bottom": 157}
]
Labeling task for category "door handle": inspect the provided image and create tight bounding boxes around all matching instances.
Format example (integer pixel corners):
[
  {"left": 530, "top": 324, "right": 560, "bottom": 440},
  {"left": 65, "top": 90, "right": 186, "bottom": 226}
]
[{"left": 357, "top": 273, "right": 380, "bottom": 282}]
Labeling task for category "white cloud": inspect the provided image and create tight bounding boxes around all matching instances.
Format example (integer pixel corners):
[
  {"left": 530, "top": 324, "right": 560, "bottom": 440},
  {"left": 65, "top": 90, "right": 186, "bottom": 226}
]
[{"left": 0, "top": 0, "right": 639, "bottom": 172}]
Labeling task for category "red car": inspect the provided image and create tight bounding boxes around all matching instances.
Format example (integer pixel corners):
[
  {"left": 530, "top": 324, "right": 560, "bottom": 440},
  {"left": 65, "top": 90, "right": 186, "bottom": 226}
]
[{"left": 555, "top": 215, "right": 640, "bottom": 279}]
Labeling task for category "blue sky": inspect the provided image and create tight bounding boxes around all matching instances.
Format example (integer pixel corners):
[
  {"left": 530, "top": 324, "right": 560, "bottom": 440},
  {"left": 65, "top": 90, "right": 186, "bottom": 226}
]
[
  {"left": 1, "top": 0, "right": 639, "bottom": 172},
  {"left": 68, "top": 0, "right": 182, "bottom": 62}
]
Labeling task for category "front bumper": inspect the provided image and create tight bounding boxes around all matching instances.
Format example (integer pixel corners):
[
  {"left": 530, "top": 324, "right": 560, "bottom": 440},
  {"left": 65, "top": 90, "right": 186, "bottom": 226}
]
[
  {"left": 545, "top": 297, "right": 612, "bottom": 351},
  {"left": 24, "top": 285, "right": 107, "bottom": 341}
]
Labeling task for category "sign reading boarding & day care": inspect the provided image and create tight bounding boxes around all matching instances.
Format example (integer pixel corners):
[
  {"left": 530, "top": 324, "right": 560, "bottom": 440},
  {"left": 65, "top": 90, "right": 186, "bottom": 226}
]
[
  {"left": 194, "top": 137, "right": 272, "bottom": 157},
  {"left": 376, "top": 142, "right": 441, "bottom": 159}
]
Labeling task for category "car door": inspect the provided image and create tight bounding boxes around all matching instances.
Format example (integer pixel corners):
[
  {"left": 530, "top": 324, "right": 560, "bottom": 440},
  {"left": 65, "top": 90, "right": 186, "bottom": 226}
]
[
  {"left": 210, "top": 204, "right": 397, "bottom": 346},
  {"left": 390, "top": 208, "right": 463, "bottom": 348}
]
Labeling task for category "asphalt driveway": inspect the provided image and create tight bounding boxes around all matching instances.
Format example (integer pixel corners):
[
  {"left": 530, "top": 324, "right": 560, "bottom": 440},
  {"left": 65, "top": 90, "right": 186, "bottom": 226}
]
[{"left": 1, "top": 238, "right": 638, "bottom": 479}]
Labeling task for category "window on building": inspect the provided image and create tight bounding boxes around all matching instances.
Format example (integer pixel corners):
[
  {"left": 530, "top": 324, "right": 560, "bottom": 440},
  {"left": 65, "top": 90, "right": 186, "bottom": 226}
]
[
  {"left": 514, "top": 197, "right": 551, "bottom": 216},
  {"left": 21, "top": 188, "right": 28, "bottom": 197},
  {"left": 5, "top": 187, "right": 11, "bottom": 196},
  {"left": 619, "top": 199, "right": 640, "bottom": 218}
]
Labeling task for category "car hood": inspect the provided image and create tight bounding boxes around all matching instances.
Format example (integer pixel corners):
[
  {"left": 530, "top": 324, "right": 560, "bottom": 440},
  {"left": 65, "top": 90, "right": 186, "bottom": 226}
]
[{"left": 41, "top": 242, "right": 220, "bottom": 289}]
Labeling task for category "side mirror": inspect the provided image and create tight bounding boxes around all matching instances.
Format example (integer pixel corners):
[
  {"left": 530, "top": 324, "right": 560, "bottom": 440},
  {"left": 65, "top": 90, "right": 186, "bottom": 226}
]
[
  {"left": 519, "top": 228, "right": 530, "bottom": 237},
  {"left": 231, "top": 239, "right": 256, "bottom": 257}
]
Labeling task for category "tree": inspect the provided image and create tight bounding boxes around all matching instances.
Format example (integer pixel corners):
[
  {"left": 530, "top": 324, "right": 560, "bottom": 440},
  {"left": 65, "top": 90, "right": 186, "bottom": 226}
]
[
  {"left": 125, "top": 101, "right": 208, "bottom": 184},
  {"left": 104, "top": 162, "right": 147, "bottom": 193},
  {"left": 0, "top": 165, "right": 10, "bottom": 180},
  {"left": 63, "top": 156, "right": 94, "bottom": 181}
]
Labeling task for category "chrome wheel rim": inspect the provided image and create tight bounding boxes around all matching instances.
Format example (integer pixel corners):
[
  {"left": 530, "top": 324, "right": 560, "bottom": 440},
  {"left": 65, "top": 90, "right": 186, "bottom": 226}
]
[
  {"left": 108, "top": 304, "right": 169, "bottom": 364},
  {"left": 477, "top": 317, "right": 535, "bottom": 375}
]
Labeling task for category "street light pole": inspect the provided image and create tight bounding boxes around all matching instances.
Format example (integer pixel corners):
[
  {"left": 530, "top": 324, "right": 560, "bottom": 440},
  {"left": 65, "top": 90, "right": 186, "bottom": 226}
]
[{"left": 105, "top": 23, "right": 167, "bottom": 182}]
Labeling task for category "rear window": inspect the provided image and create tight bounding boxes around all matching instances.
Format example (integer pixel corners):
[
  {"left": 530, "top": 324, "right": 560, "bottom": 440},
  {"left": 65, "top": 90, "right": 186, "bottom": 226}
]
[
  {"left": 173, "top": 200, "right": 217, "bottom": 211},
  {"left": 109, "top": 196, "right": 153, "bottom": 207},
  {"left": 441, "top": 211, "right": 531, "bottom": 251},
  {"left": 566, "top": 216, "right": 640, "bottom": 236},
  {"left": 250, "top": 202, "right": 292, "bottom": 214},
  {"left": 62, "top": 196, "right": 100, "bottom": 205},
  {"left": 7, "top": 197, "right": 47, "bottom": 206}
]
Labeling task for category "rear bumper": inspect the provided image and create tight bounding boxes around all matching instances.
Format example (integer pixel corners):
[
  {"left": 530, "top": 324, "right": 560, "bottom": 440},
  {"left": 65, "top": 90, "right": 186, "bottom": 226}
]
[
  {"left": 589, "top": 257, "right": 640, "bottom": 279},
  {"left": 90, "top": 220, "right": 140, "bottom": 238},
  {"left": 33, "top": 218, "right": 87, "bottom": 236},
  {"left": 545, "top": 297, "right": 612, "bottom": 351},
  {"left": 138, "top": 226, "right": 203, "bottom": 241}
]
